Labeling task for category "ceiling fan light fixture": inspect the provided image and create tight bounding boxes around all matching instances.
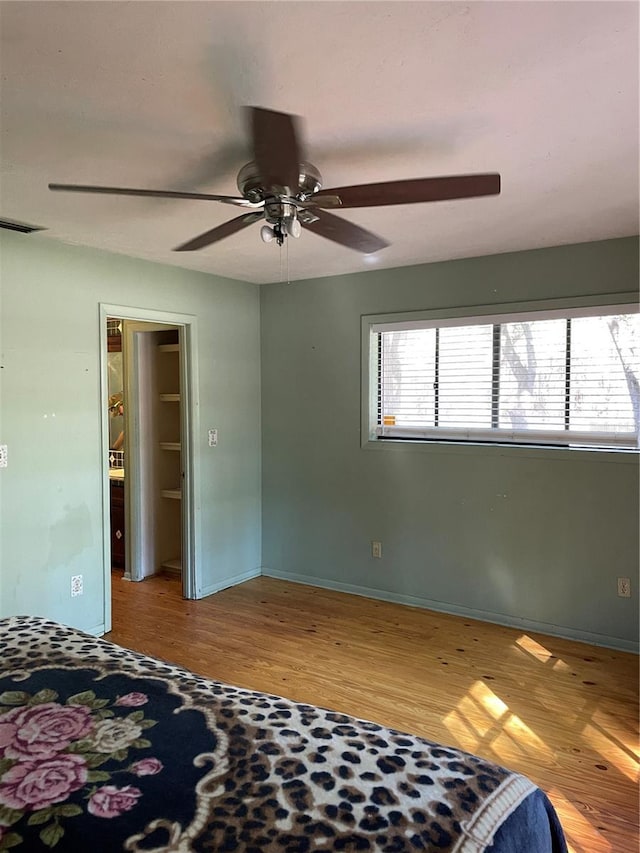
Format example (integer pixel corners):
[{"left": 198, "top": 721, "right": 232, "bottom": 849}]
[
  {"left": 286, "top": 217, "right": 301, "bottom": 239},
  {"left": 260, "top": 224, "right": 275, "bottom": 243}
]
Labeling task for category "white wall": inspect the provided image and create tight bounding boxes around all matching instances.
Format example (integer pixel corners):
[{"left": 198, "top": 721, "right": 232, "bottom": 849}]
[{"left": 0, "top": 231, "right": 261, "bottom": 634}]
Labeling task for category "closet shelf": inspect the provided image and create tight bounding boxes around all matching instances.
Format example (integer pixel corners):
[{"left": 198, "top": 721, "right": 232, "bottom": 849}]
[
  {"left": 158, "top": 343, "right": 180, "bottom": 353},
  {"left": 159, "top": 393, "right": 180, "bottom": 402},
  {"left": 161, "top": 489, "right": 181, "bottom": 500},
  {"left": 159, "top": 442, "right": 181, "bottom": 451}
]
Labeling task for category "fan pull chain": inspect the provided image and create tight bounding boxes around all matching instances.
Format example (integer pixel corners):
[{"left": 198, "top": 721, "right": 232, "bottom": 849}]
[
  {"left": 279, "top": 240, "right": 283, "bottom": 283},
  {"left": 286, "top": 235, "right": 290, "bottom": 285}
]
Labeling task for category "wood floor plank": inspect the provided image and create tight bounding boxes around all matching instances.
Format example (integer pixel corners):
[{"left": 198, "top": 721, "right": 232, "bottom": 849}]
[{"left": 106, "top": 573, "right": 639, "bottom": 853}]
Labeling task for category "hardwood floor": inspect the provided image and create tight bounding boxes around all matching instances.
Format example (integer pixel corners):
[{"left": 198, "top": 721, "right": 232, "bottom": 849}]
[{"left": 106, "top": 572, "right": 639, "bottom": 853}]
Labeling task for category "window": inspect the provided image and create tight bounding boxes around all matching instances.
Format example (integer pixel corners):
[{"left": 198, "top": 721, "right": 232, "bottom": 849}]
[{"left": 368, "top": 304, "right": 639, "bottom": 450}]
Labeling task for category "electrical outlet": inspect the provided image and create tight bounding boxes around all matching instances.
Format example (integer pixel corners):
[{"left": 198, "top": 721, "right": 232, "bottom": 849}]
[
  {"left": 71, "top": 575, "right": 83, "bottom": 597},
  {"left": 0, "top": 445, "right": 7, "bottom": 468},
  {"left": 617, "top": 577, "right": 631, "bottom": 598},
  {"left": 372, "top": 541, "right": 382, "bottom": 559}
]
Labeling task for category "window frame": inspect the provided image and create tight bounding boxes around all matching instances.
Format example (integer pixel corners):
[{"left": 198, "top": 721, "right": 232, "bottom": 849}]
[{"left": 361, "top": 292, "right": 639, "bottom": 458}]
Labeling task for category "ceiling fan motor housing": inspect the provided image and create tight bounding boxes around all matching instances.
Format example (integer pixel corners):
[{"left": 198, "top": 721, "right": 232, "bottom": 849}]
[
  {"left": 237, "top": 160, "right": 323, "bottom": 203},
  {"left": 264, "top": 200, "right": 297, "bottom": 226}
]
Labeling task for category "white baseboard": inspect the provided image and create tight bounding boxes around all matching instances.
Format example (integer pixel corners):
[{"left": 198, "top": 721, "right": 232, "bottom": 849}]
[
  {"left": 199, "top": 567, "right": 262, "bottom": 599},
  {"left": 261, "top": 568, "right": 639, "bottom": 654},
  {"left": 86, "top": 623, "right": 106, "bottom": 637}
]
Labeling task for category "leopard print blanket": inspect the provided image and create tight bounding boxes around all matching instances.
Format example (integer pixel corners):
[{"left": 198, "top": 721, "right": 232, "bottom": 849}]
[{"left": 0, "top": 616, "right": 537, "bottom": 852}]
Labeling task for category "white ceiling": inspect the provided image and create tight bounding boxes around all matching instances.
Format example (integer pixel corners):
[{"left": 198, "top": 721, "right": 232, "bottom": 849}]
[{"left": 0, "top": 1, "right": 638, "bottom": 284}]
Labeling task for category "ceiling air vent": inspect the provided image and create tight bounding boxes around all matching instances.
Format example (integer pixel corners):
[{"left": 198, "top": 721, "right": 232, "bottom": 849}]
[{"left": 0, "top": 218, "right": 46, "bottom": 234}]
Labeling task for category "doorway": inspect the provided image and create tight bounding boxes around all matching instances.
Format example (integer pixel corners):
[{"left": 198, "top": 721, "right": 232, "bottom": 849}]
[{"left": 100, "top": 305, "right": 199, "bottom": 633}]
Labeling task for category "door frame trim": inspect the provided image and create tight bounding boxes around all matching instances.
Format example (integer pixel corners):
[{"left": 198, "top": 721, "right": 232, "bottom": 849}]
[{"left": 99, "top": 304, "right": 200, "bottom": 633}]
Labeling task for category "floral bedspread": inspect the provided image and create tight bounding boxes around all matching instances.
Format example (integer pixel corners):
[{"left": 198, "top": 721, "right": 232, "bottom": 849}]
[{"left": 0, "top": 616, "right": 567, "bottom": 852}]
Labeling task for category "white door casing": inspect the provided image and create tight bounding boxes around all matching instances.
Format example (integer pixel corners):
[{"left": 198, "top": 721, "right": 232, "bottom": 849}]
[{"left": 99, "top": 304, "right": 200, "bottom": 633}]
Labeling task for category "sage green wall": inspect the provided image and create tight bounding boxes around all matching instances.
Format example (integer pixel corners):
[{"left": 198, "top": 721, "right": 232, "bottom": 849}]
[
  {"left": 0, "top": 231, "right": 261, "bottom": 634},
  {"left": 2, "top": 232, "right": 637, "bottom": 649},
  {"left": 260, "top": 237, "right": 639, "bottom": 651}
]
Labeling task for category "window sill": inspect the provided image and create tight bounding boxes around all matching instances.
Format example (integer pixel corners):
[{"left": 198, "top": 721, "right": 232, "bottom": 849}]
[{"left": 362, "top": 437, "right": 639, "bottom": 464}]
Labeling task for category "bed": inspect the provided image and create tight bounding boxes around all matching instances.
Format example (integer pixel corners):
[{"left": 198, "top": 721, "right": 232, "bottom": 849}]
[{"left": 0, "top": 616, "right": 567, "bottom": 852}]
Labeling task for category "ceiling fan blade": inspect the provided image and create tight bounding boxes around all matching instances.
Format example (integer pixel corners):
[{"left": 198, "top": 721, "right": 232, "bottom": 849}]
[
  {"left": 311, "top": 174, "right": 501, "bottom": 208},
  {"left": 248, "top": 107, "right": 302, "bottom": 195},
  {"left": 301, "top": 210, "right": 389, "bottom": 255},
  {"left": 173, "top": 212, "right": 263, "bottom": 252},
  {"left": 48, "top": 183, "right": 257, "bottom": 207}
]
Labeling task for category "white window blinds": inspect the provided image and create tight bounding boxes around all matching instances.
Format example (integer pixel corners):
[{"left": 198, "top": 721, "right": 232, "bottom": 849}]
[{"left": 375, "top": 306, "right": 639, "bottom": 449}]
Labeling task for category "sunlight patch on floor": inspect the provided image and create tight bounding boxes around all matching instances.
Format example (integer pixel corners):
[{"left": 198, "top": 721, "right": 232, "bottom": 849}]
[
  {"left": 548, "top": 787, "right": 612, "bottom": 853},
  {"left": 591, "top": 708, "right": 640, "bottom": 760},
  {"left": 443, "top": 680, "right": 555, "bottom": 765},
  {"left": 515, "top": 633, "right": 555, "bottom": 663},
  {"left": 442, "top": 706, "right": 481, "bottom": 753},
  {"left": 443, "top": 680, "right": 514, "bottom": 752},
  {"left": 502, "top": 713, "right": 555, "bottom": 762},
  {"left": 470, "top": 680, "right": 509, "bottom": 718},
  {"left": 581, "top": 723, "right": 639, "bottom": 782}
]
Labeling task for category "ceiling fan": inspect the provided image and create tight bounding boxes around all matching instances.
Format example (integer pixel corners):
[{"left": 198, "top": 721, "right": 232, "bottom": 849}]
[{"left": 49, "top": 107, "right": 501, "bottom": 255}]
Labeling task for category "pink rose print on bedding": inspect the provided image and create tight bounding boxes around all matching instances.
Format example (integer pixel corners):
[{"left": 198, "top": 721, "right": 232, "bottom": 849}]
[
  {"left": 88, "top": 785, "right": 142, "bottom": 818},
  {"left": 0, "top": 685, "right": 160, "bottom": 846},
  {"left": 0, "top": 702, "right": 93, "bottom": 760},
  {"left": 115, "top": 692, "right": 148, "bottom": 708},
  {"left": 0, "top": 753, "right": 88, "bottom": 811},
  {"left": 131, "top": 757, "right": 163, "bottom": 776}
]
